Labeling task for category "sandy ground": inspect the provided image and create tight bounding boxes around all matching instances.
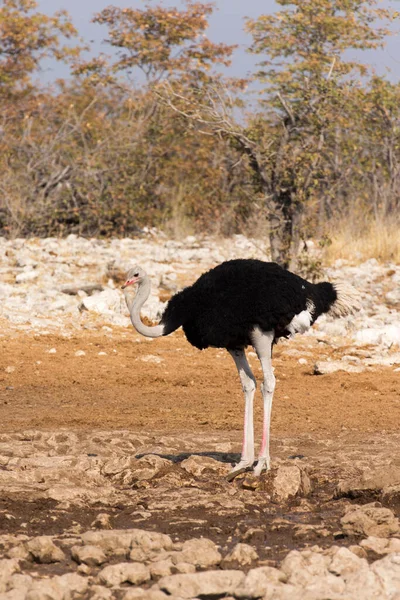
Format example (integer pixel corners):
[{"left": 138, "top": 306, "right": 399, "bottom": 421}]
[{"left": 0, "top": 330, "right": 398, "bottom": 435}]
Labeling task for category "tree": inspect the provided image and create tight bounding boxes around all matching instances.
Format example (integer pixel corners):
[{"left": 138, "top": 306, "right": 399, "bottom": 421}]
[
  {"left": 243, "top": 0, "right": 398, "bottom": 266},
  {"left": 0, "top": 0, "right": 81, "bottom": 98},
  {"left": 161, "top": 0, "right": 398, "bottom": 267},
  {"left": 74, "top": 0, "right": 234, "bottom": 85}
]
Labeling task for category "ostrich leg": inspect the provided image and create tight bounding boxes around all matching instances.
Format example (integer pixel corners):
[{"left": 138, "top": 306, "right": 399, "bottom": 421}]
[
  {"left": 227, "top": 348, "right": 256, "bottom": 480},
  {"left": 251, "top": 328, "right": 275, "bottom": 476}
]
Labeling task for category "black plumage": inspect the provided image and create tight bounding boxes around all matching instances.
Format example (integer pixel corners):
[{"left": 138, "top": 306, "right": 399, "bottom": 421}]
[{"left": 161, "top": 259, "right": 337, "bottom": 350}]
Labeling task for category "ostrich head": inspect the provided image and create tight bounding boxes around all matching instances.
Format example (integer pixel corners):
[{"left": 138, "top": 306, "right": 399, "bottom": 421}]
[{"left": 121, "top": 265, "right": 147, "bottom": 289}]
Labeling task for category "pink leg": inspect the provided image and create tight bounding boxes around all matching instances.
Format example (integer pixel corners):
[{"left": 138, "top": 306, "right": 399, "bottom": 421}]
[
  {"left": 227, "top": 349, "right": 256, "bottom": 479},
  {"left": 251, "top": 328, "right": 275, "bottom": 476}
]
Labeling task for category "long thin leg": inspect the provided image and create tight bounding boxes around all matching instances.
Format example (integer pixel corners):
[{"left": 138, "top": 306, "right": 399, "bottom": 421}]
[
  {"left": 227, "top": 349, "right": 256, "bottom": 479},
  {"left": 251, "top": 328, "right": 275, "bottom": 477}
]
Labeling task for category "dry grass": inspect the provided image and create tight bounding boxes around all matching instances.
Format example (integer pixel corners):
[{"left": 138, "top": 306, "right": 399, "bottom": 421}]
[{"left": 322, "top": 218, "right": 400, "bottom": 265}]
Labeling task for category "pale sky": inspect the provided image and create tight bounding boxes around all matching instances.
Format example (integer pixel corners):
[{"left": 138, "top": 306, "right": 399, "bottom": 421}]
[{"left": 36, "top": 0, "right": 400, "bottom": 84}]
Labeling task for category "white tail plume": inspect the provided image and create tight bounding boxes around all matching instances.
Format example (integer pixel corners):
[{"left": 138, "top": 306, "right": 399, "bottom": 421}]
[{"left": 329, "top": 282, "right": 361, "bottom": 318}]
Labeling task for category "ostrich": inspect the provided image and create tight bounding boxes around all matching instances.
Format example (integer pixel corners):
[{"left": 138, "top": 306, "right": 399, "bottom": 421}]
[{"left": 122, "top": 259, "right": 359, "bottom": 479}]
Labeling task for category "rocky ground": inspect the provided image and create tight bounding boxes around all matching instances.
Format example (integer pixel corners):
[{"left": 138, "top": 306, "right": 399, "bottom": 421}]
[{"left": 0, "top": 233, "right": 399, "bottom": 599}]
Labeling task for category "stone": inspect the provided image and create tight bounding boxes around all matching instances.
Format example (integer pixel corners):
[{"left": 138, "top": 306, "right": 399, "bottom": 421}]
[
  {"left": 81, "top": 529, "right": 173, "bottom": 560},
  {"left": 221, "top": 543, "right": 258, "bottom": 568},
  {"left": 280, "top": 548, "right": 330, "bottom": 587},
  {"left": 171, "top": 537, "right": 222, "bottom": 569},
  {"left": 25, "top": 536, "right": 65, "bottom": 564},
  {"left": 71, "top": 544, "right": 107, "bottom": 566},
  {"left": 361, "top": 536, "right": 400, "bottom": 555},
  {"left": 349, "top": 545, "right": 368, "bottom": 559},
  {"left": 26, "top": 573, "right": 88, "bottom": 600},
  {"left": 89, "top": 585, "right": 114, "bottom": 600},
  {"left": 341, "top": 503, "right": 400, "bottom": 538},
  {"left": 272, "top": 465, "right": 311, "bottom": 501},
  {"left": 98, "top": 562, "right": 151, "bottom": 587},
  {"left": 0, "top": 559, "right": 20, "bottom": 593},
  {"left": 122, "top": 590, "right": 169, "bottom": 600},
  {"left": 157, "top": 570, "right": 245, "bottom": 598},
  {"left": 314, "top": 360, "right": 365, "bottom": 374},
  {"left": 180, "top": 455, "right": 229, "bottom": 477},
  {"left": 326, "top": 546, "right": 369, "bottom": 577},
  {"left": 128, "top": 455, "right": 172, "bottom": 484},
  {"left": 172, "top": 562, "right": 196, "bottom": 574},
  {"left": 149, "top": 559, "right": 174, "bottom": 579},
  {"left": 15, "top": 270, "right": 39, "bottom": 284},
  {"left": 335, "top": 466, "right": 400, "bottom": 498},
  {"left": 79, "top": 289, "right": 122, "bottom": 315},
  {"left": 370, "top": 553, "right": 400, "bottom": 598},
  {"left": 91, "top": 513, "right": 112, "bottom": 529},
  {"left": 234, "top": 566, "right": 287, "bottom": 598}
]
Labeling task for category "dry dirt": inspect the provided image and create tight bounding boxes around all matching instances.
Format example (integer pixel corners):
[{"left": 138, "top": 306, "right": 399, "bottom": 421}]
[
  {"left": 0, "top": 329, "right": 399, "bottom": 573},
  {"left": 0, "top": 330, "right": 399, "bottom": 434}
]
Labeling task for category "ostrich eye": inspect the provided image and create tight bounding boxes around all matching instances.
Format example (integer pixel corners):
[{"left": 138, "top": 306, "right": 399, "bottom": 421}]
[{"left": 134, "top": 273, "right": 139, "bottom": 277}]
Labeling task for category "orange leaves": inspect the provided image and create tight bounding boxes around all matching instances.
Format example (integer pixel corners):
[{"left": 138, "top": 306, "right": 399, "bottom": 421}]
[
  {"left": 0, "top": 0, "right": 82, "bottom": 98},
  {"left": 83, "top": 1, "right": 236, "bottom": 82}
]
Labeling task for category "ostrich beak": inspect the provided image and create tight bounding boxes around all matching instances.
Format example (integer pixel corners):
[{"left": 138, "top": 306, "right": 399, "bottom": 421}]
[{"left": 121, "top": 278, "right": 138, "bottom": 290}]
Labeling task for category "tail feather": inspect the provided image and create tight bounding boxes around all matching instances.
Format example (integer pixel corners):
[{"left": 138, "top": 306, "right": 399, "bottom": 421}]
[{"left": 329, "top": 282, "right": 361, "bottom": 317}]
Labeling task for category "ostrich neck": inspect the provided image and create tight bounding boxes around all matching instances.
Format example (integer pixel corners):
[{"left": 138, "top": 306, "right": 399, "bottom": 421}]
[{"left": 124, "top": 277, "right": 164, "bottom": 338}]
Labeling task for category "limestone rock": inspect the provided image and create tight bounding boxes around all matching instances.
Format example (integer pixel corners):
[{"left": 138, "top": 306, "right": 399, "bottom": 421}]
[
  {"left": 314, "top": 360, "right": 365, "bottom": 374},
  {"left": 171, "top": 537, "right": 222, "bottom": 569},
  {"left": 335, "top": 466, "right": 400, "bottom": 498},
  {"left": 221, "top": 543, "right": 258, "bottom": 568},
  {"left": 71, "top": 544, "right": 107, "bottom": 566},
  {"left": 370, "top": 553, "right": 400, "bottom": 598},
  {"left": 0, "top": 559, "right": 20, "bottom": 593},
  {"left": 149, "top": 559, "right": 174, "bottom": 579},
  {"left": 128, "top": 455, "right": 172, "bottom": 484},
  {"left": 79, "top": 289, "right": 122, "bottom": 315},
  {"left": 98, "top": 562, "right": 151, "bottom": 587},
  {"left": 157, "top": 570, "right": 245, "bottom": 598},
  {"left": 341, "top": 503, "right": 400, "bottom": 538},
  {"left": 234, "top": 566, "right": 286, "bottom": 598},
  {"left": 272, "top": 465, "right": 311, "bottom": 501},
  {"left": 122, "top": 590, "right": 169, "bottom": 600},
  {"left": 180, "top": 455, "right": 229, "bottom": 477},
  {"left": 26, "top": 573, "right": 88, "bottom": 600},
  {"left": 81, "top": 529, "right": 173, "bottom": 561},
  {"left": 91, "top": 513, "right": 112, "bottom": 530},
  {"left": 89, "top": 585, "right": 114, "bottom": 600},
  {"left": 280, "top": 548, "right": 330, "bottom": 587},
  {"left": 25, "top": 536, "right": 65, "bottom": 564},
  {"left": 361, "top": 537, "right": 400, "bottom": 555}
]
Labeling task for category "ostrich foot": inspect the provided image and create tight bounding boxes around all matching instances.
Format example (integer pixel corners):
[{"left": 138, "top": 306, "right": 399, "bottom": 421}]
[
  {"left": 226, "top": 459, "right": 254, "bottom": 482},
  {"left": 253, "top": 457, "right": 270, "bottom": 477}
]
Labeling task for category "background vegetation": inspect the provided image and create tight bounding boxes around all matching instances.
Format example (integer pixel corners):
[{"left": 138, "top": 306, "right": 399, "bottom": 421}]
[{"left": 0, "top": 0, "right": 399, "bottom": 266}]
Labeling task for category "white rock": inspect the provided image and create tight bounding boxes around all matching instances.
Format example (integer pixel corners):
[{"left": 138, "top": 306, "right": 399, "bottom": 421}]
[
  {"left": 71, "top": 544, "right": 107, "bottom": 566},
  {"left": 74, "top": 350, "right": 86, "bottom": 357},
  {"left": 361, "top": 537, "right": 400, "bottom": 555},
  {"left": 98, "top": 562, "right": 150, "bottom": 587},
  {"left": 157, "top": 570, "right": 245, "bottom": 598},
  {"left": 15, "top": 270, "right": 39, "bottom": 284},
  {"left": 171, "top": 538, "right": 222, "bottom": 569},
  {"left": 26, "top": 573, "right": 88, "bottom": 600},
  {"left": 235, "top": 566, "right": 286, "bottom": 598},
  {"left": 80, "top": 289, "right": 122, "bottom": 315},
  {"left": 25, "top": 536, "right": 65, "bottom": 563},
  {"left": 314, "top": 360, "right": 365, "bottom": 374},
  {"left": 341, "top": 503, "right": 400, "bottom": 538},
  {"left": 272, "top": 465, "right": 311, "bottom": 501},
  {"left": 221, "top": 543, "right": 258, "bottom": 568},
  {"left": 371, "top": 553, "right": 400, "bottom": 598},
  {"left": 0, "top": 559, "right": 20, "bottom": 593},
  {"left": 355, "top": 325, "right": 400, "bottom": 347}
]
